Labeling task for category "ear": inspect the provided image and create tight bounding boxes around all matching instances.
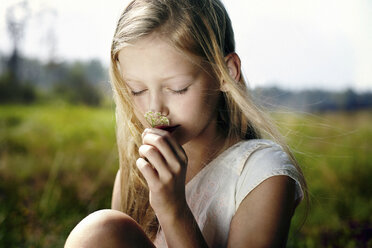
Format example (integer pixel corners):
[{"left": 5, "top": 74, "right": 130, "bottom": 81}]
[{"left": 221, "top": 52, "right": 241, "bottom": 91}]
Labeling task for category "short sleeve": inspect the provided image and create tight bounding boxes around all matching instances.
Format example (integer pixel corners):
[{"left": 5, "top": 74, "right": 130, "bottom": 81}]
[{"left": 235, "top": 144, "right": 304, "bottom": 212}]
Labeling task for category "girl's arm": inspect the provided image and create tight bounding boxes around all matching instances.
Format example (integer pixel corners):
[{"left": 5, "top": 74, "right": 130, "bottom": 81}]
[
  {"left": 156, "top": 201, "right": 209, "bottom": 248},
  {"left": 227, "top": 175, "right": 297, "bottom": 248},
  {"left": 111, "top": 169, "right": 121, "bottom": 211},
  {"left": 138, "top": 128, "right": 209, "bottom": 248},
  {"left": 111, "top": 165, "right": 207, "bottom": 247}
]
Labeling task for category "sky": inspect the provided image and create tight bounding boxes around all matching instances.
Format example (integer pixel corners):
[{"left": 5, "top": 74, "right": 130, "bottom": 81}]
[{"left": 0, "top": 0, "right": 371, "bottom": 92}]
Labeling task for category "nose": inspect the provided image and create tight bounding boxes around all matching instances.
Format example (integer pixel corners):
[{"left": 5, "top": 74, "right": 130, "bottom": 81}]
[{"left": 148, "top": 92, "right": 169, "bottom": 116}]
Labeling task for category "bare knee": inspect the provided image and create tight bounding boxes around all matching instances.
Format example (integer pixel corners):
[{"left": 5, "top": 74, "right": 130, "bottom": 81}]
[{"left": 65, "top": 209, "right": 153, "bottom": 248}]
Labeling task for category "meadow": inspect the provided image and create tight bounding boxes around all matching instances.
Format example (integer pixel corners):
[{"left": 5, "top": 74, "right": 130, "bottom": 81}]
[{"left": 0, "top": 104, "right": 371, "bottom": 247}]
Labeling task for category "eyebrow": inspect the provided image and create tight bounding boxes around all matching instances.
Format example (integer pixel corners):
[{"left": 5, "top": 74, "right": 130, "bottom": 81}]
[
  {"left": 123, "top": 73, "right": 195, "bottom": 84},
  {"left": 122, "top": 76, "right": 142, "bottom": 84}
]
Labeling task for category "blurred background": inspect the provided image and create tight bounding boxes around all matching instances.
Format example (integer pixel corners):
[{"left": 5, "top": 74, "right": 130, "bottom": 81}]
[{"left": 0, "top": 0, "right": 371, "bottom": 247}]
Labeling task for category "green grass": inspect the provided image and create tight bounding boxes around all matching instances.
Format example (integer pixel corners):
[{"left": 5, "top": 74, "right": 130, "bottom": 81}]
[
  {"left": 274, "top": 110, "right": 372, "bottom": 247},
  {"left": 0, "top": 104, "right": 118, "bottom": 247},
  {"left": 0, "top": 104, "right": 371, "bottom": 247}
]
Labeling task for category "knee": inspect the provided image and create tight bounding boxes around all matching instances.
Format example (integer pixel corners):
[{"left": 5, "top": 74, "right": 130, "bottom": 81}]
[{"left": 65, "top": 209, "right": 139, "bottom": 248}]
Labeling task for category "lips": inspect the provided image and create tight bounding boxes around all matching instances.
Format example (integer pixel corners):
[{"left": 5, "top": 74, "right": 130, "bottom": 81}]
[{"left": 155, "top": 125, "right": 181, "bottom": 133}]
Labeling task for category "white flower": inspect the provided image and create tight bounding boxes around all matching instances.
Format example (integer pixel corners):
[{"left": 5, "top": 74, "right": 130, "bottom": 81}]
[{"left": 144, "top": 111, "right": 170, "bottom": 127}]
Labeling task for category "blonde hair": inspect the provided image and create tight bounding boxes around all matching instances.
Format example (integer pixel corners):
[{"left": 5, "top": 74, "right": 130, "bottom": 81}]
[{"left": 110, "top": 0, "right": 307, "bottom": 240}]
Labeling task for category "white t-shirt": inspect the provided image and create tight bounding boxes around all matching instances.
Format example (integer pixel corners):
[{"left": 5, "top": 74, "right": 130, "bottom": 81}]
[{"left": 154, "top": 139, "right": 304, "bottom": 248}]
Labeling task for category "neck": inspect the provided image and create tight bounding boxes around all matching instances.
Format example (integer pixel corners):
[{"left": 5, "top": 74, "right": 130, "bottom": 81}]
[{"left": 182, "top": 121, "right": 241, "bottom": 184}]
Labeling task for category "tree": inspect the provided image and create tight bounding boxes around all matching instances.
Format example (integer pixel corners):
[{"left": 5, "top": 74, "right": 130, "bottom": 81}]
[{"left": 6, "top": 0, "right": 30, "bottom": 83}]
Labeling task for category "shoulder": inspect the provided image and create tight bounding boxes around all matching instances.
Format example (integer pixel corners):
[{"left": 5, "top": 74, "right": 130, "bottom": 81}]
[
  {"left": 228, "top": 175, "right": 297, "bottom": 247},
  {"left": 234, "top": 139, "right": 304, "bottom": 211},
  {"left": 241, "top": 139, "right": 295, "bottom": 175},
  {"left": 222, "top": 139, "right": 284, "bottom": 165},
  {"left": 228, "top": 140, "right": 300, "bottom": 247},
  {"left": 216, "top": 139, "right": 278, "bottom": 172},
  {"left": 223, "top": 139, "right": 295, "bottom": 175}
]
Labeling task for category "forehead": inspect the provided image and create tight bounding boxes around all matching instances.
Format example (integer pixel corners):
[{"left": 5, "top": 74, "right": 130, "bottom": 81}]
[{"left": 118, "top": 34, "right": 202, "bottom": 80}]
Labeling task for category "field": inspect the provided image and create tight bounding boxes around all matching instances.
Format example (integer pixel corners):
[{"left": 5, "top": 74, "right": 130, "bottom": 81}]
[{"left": 0, "top": 104, "right": 371, "bottom": 247}]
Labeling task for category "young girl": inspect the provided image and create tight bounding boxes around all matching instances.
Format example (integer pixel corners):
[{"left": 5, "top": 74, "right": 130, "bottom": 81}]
[{"left": 65, "top": 0, "right": 307, "bottom": 247}]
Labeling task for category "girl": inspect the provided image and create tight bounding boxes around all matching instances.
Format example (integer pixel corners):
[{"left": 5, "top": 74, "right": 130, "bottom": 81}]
[{"left": 65, "top": 0, "right": 307, "bottom": 247}]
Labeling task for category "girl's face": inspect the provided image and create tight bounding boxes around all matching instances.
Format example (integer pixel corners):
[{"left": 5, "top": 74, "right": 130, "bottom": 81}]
[{"left": 118, "top": 34, "right": 222, "bottom": 146}]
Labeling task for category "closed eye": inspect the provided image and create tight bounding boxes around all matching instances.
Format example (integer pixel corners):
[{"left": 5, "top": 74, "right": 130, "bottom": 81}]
[
  {"left": 172, "top": 87, "right": 189, "bottom": 95},
  {"left": 131, "top": 90, "right": 146, "bottom": 96},
  {"left": 131, "top": 87, "right": 189, "bottom": 96}
]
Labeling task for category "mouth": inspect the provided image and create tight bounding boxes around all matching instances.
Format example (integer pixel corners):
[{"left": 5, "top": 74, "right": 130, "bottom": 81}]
[{"left": 155, "top": 125, "right": 181, "bottom": 133}]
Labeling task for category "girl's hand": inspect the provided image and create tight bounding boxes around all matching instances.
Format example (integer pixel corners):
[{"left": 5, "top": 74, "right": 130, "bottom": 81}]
[{"left": 137, "top": 128, "right": 188, "bottom": 219}]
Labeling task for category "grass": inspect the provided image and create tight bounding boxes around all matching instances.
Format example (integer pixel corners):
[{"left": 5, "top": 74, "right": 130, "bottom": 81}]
[
  {"left": 0, "top": 103, "right": 118, "bottom": 247},
  {"left": 0, "top": 104, "right": 371, "bottom": 247},
  {"left": 274, "top": 110, "right": 372, "bottom": 247}
]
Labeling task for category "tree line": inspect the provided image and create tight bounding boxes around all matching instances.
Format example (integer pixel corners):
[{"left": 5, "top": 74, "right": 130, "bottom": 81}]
[
  {"left": 252, "top": 86, "right": 372, "bottom": 112},
  {"left": 0, "top": 53, "right": 371, "bottom": 111},
  {"left": 0, "top": 54, "right": 108, "bottom": 106}
]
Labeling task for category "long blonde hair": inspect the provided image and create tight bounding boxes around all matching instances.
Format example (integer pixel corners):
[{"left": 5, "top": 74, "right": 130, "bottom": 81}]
[{"left": 110, "top": 0, "right": 307, "bottom": 240}]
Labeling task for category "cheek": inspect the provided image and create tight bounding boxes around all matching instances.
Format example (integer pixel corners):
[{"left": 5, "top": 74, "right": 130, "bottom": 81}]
[
  {"left": 133, "top": 97, "right": 147, "bottom": 111},
  {"left": 177, "top": 94, "right": 203, "bottom": 114},
  {"left": 133, "top": 110, "right": 146, "bottom": 128},
  {"left": 132, "top": 96, "right": 148, "bottom": 115},
  {"left": 173, "top": 91, "right": 215, "bottom": 123},
  {"left": 131, "top": 99, "right": 148, "bottom": 126}
]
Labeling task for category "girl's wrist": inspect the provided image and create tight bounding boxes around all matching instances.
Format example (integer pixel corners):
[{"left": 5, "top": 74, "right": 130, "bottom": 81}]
[
  {"left": 156, "top": 201, "right": 208, "bottom": 248},
  {"left": 156, "top": 199, "right": 190, "bottom": 224}
]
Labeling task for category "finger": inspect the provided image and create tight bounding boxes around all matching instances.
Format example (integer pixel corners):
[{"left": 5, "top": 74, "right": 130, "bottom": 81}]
[
  {"left": 143, "top": 128, "right": 187, "bottom": 165},
  {"left": 142, "top": 131, "right": 187, "bottom": 174},
  {"left": 143, "top": 128, "right": 182, "bottom": 155},
  {"left": 136, "top": 157, "right": 158, "bottom": 187},
  {"left": 138, "top": 144, "right": 173, "bottom": 180},
  {"left": 142, "top": 132, "right": 179, "bottom": 165}
]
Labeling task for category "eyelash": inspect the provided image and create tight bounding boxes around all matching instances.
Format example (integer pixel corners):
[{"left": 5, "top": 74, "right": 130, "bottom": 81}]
[
  {"left": 131, "top": 87, "right": 189, "bottom": 96},
  {"left": 173, "top": 87, "right": 188, "bottom": 94},
  {"left": 131, "top": 90, "right": 145, "bottom": 96}
]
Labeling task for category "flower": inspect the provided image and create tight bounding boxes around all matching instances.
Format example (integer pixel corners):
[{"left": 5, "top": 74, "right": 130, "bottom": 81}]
[{"left": 144, "top": 111, "right": 169, "bottom": 127}]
